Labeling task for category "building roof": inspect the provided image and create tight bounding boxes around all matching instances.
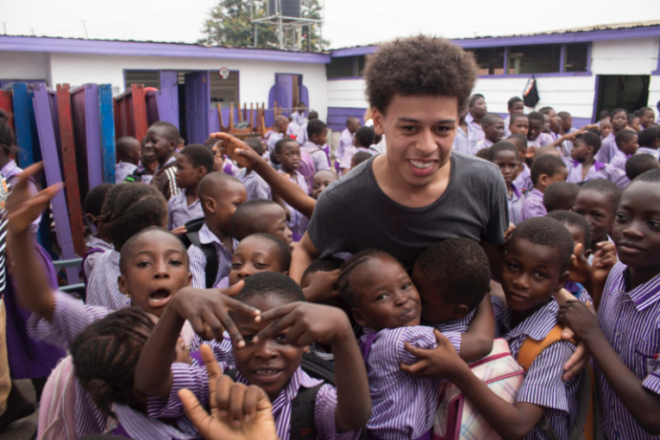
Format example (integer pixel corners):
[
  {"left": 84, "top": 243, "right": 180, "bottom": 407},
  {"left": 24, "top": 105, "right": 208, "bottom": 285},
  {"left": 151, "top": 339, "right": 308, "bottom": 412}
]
[
  {"left": 331, "top": 20, "right": 660, "bottom": 57},
  {"left": 0, "top": 35, "right": 331, "bottom": 64}
]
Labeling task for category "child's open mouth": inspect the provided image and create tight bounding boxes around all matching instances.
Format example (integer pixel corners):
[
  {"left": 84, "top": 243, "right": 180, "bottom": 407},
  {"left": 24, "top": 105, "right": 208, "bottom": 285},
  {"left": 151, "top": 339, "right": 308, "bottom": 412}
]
[
  {"left": 251, "top": 368, "right": 284, "bottom": 383},
  {"left": 149, "top": 288, "right": 172, "bottom": 308}
]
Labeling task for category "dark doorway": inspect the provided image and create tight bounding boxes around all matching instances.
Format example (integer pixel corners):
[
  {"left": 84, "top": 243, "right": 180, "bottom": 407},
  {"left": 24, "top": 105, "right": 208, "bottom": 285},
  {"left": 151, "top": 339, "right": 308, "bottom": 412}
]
[{"left": 594, "top": 75, "right": 650, "bottom": 120}]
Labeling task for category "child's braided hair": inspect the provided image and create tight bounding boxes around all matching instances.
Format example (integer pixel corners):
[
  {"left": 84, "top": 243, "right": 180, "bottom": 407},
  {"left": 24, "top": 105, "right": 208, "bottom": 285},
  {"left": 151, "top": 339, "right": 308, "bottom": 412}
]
[
  {"left": 97, "top": 183, "right": 168, "bottom": 251},
  {"left": 70, "top": 308, "right": 155, "bottom": 417},
  {"left": 336, "top": 249, "right": 393, "bottom": 309}
]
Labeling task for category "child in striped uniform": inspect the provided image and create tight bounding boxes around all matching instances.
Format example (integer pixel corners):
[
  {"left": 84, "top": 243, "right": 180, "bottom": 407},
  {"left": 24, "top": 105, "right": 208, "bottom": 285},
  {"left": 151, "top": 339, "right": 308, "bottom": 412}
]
[
  {"left": 521, "top": 155, "right": 568, "bottom": 221},
  {"left": 489, "top": 141, "right": 524, "bottom": 225},
  {"left": 136, "top": 272, "right": 370, "bottom": 440},
  {"left": 187, "top": 172, "right": 247, "bottom": 289},
  {"left": 6, "top": 171, "right": 204, "bottom": 437},
  {"left": 86, "top": 183, "right": 170, "bottom": 310},
  {"left": 168, "top": 144, "right": 214, "bottom": 231},
  {"left": 337, "top": 250, "right": 494, "bottom": 440},
  {"left": 146, "top": 121, "right": 181, "bottom": 201},
  {"left": 231, "top": 200, "right": 293, "bottom": 247},
  {"left": 81, "top": 183, "right": 115, "bottom": 281},
  {"left": 275, "top": 138, "right": 309, "bottom": 242},
  {"left": 566, "top": 131, "right": 629, "bottom": 189},
  {"left": 610, "top": 129, "right": 639, "bottom": 173},
  {"left": 509, "top": 134, "right": 533, "bottom": 192},
  {"left": 403, "top": 217, "right": 582, "bottom": 440},
  {"left": 559, "top": 169, "right": 660, "bottom": 439}
]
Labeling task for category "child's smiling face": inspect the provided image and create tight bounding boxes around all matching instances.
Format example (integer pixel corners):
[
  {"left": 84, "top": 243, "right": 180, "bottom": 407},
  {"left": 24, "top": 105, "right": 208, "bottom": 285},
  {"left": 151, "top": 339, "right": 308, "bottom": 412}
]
[
  {"left": 228, "top": 235, "right": 287, "bottom": 285},
  {"left": 573, "top": 189, "right": 616, "bottom": 244},
  {"left": 232, "top": 294, "right": 303, "bottom": 401},
  {"left": 349, "top": 254, "right": 421, "bottom": 330}
]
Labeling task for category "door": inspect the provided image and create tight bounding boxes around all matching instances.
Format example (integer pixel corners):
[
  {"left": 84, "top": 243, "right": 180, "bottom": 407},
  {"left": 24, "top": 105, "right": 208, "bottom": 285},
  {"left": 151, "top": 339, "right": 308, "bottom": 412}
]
[
  {"left": 185, "top": 71, "right": 209, "bottom": 145},
  {"left": 158, "top": 71, "right": 179, "bottom": 128},
  {"left": 275, "top": 74, "right": 294, "bottom": 113},
  {"left": 594, "top": 75, "right": 650, "bottom": 120}
]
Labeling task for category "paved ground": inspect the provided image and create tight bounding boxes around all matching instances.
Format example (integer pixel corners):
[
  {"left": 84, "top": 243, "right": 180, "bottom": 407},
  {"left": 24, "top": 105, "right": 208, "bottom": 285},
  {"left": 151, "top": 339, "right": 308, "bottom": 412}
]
[{"left": 1, "top": 380, "right": 37, "bottom": 440}]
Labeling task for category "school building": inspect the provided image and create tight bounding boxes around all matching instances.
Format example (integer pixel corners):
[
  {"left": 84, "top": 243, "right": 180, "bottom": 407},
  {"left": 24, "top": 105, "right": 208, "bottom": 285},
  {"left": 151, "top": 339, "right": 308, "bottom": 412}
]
[{"left": 1, "top": 20, "right": 659, "bottom": 138}]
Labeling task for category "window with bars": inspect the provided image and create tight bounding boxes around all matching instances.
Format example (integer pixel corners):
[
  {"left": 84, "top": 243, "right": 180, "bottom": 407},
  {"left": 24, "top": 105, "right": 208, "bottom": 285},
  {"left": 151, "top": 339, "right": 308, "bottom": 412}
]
[
  {"left": 327, "top": 57, "right": 355, "bottom": 78},
  {"left": 564, "top": 43, "right": 589, "bottom": 72},
  {"left": 468, "top": 48, "right": 506, "bottom": 75},
  {"left": 125, "top": 70, "right": 160, "bottom": 89},
  {"left": 507, "top": 44, "right": 561, "bottom": 74}
]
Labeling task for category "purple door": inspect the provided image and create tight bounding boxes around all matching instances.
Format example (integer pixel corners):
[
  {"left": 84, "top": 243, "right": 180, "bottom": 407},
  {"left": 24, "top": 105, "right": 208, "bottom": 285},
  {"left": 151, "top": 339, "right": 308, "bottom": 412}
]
[
  {"left": 185, "top": 71, "right": 209, "bottom": 145},
  {"left": 275, "top": 74, "right": 294, "bottom": 113},
  {"left": 158, "top": 71, "right": 179, "bottom": 128}
]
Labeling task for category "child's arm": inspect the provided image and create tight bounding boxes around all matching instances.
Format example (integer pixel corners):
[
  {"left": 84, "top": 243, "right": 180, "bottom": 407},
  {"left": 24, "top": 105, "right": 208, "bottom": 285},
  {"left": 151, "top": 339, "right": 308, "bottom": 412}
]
[
  {"left": 255, "top": 302, "right": 371, "bottom": 433},
  {"left": 457, "top": 293, "right": 495, "bottom": 362},
  {"left": 134, "top": 284, "right": 259, "bottom": 399},
  {"left": 548, "top": 129, "right": 584, "bottom": 149},
  {"left": 6, "top": 163, "right": 61, "bottom": 320},
  {"left": 401, "top": 330, "right": 547, "bottom": 440},
  {"left": 212, "top": 132, "right": 316, "bottom": 218},
  {"left": 560, "top": 301, "right": 660, "bottom": 434}
]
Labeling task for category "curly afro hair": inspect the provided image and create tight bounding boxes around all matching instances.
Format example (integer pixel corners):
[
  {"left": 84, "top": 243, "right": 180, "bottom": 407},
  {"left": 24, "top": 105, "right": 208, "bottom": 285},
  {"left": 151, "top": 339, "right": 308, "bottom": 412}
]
[{"left": 364, "top": 36, "right": 477, "bottom": 115}]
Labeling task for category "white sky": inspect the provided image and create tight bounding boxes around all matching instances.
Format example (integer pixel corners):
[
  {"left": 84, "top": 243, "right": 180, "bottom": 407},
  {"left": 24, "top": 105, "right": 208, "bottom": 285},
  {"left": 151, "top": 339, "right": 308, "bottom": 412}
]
[{"left": 1, "top": 0, "right": 659, "bottom": 49}]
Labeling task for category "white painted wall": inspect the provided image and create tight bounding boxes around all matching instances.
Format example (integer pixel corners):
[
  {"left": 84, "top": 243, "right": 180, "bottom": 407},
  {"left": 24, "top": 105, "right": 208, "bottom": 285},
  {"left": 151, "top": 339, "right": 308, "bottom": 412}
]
[
  {"left": 326, "top": 37, "right": 660, "bottom": 122},
  {"left": 45, "top": 53, "right": 328, "bottom": 120},
  {"left": 0, "top": 51, "right": 49, "bottom": 80}
]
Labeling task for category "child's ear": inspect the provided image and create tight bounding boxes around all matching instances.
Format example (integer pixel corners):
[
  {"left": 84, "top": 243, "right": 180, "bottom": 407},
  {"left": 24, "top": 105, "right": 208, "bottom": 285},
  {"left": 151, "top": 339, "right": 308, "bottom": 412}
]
[
  {"left": 450, "top": 304, "right": 471, "bottom": 320},
  {"left": 187, "top": 273, "right": 193, "bottom": 286},
  {"left": 203, "top": 196, "right": 216, "bottom": 214},
  {"left": 538, "top": 173, "right": 550, "bottom": 188},
  {"left": 275, "top": 153, "right": 282, "bottom": 164},
  {"left": 352, "top": 307, "right": 367, "bottom": 328},
  {"left": 554, "top": 270, "right": 570, "bottom": 293},
  {"left": 118, "top": 275, "right": 128, "bottom": 295},
  {"left": 197, "top": 166, "right": 208, "bottom": 179}
]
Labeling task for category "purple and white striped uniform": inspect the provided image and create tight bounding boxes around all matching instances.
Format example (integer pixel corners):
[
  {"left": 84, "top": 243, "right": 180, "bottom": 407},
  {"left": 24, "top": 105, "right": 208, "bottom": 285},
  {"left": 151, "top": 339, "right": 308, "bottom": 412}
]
[
  {"left": 636, "top": 147, "right": 660, "bottom": 160},
  {"left": 288, "top": 121, "right": 307, "bottom": 145},
  {"left": 338, "top": 128, "right": 355, "bottom": 164},
  {"left": 83, "top": 235, "right": 114, "bottom": 281},
  {"left": 302, "top": 141, "right": 331, "bottom": 172},
  {"left": 360, "top": 326, "right": 462, "bottom": 440},
  {"left": 521, "top": 188, "right": 547, "bottom": 221},
  {"left": 279, "top": 170, "right": 309, "bottom": 242},
  {"left": 497, "top": 300, "right": 581, "bottom": 440},
  {"left": 474, "top": 137, "right": 494, "bottom": 154},
  {"left": 340, "top": 146, "right": 377, "bottom": 170},
  {"left": 86, "top": 250, "right": 129, "bottom": 311},
  {"left": 566, "top": 159, "right": 629, "bottom": 189},
  {"left": 453, "top": 126, "right": 471, "bottom": 155},
  {"left": 466, "top": 113, "right": 485, "bottom": 148},
  {"left": 152, "top": 362, "right": 356, "bottom": 440},
  {"left": 27, "top": 291, "right": 195, "bottom": 438},
  {"left": 433, "top": 308, "right": 476, "bottom": 334},
  {"left": 514, "top": 163, "right": 532, "bottom": 192},
  {"left": 235, "top": 168, "right": 271, "bottom": 201},
  {"left": 187, "top": 222, "right": 237, "bottom": 289},
  {"left": 167, "top": 189, "right": 204, "bottom": 230},
  {"left": 115, "top": 161, "right": 137, "bottom": 184},
  {"left": 504, "top": 114, "right": 512, "bottom": 137},
  {"left": 610, "top": 149, "right": 631, "bottom": 172},
  {"left": 596, "top": 263, "right": 660, "bottom": 440},
  {"left": 267, "top": 132, "right": 285, "bottom": 153},
  {"left": 508, "top": 183, "right": 524, "bottom": 225},
  {"left": 527, "top": 133, "right": 554, "bottom": 149},
  {"left": 595, "top": 133, "right": 616, "bottom": 163}
]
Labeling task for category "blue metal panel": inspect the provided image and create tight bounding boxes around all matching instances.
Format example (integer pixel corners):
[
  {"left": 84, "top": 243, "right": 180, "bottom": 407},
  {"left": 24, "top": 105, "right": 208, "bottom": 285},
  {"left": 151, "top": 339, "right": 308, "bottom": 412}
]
[
  {"left": 99, "top": 84, "right": 116, "bottom": 183},
  {"left": 11, "top": 83, "right": 39, "bottom": 167}
]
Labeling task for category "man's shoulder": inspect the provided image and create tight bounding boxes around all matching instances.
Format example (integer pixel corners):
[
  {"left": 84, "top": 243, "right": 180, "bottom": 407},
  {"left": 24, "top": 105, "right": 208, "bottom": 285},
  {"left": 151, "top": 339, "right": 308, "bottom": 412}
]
[{"left": 451, "top": 152, "right": 503, "bottom": 184}]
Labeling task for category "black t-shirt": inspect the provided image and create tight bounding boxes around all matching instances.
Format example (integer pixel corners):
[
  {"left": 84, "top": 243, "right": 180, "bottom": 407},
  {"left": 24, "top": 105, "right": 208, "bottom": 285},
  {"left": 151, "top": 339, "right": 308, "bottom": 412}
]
[{"left": 307, "top": 152, "right": 509, "bottom": 269}]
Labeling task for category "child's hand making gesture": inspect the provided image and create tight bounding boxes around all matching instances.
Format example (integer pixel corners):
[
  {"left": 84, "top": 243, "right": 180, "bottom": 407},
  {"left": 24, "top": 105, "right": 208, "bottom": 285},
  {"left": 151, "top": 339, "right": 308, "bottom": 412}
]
[
  {"left": 6, "top": 162, "right": 60, "bottom": 235},
  {"left": 255, "top": 302, "right": 372, "bottom": 433}
]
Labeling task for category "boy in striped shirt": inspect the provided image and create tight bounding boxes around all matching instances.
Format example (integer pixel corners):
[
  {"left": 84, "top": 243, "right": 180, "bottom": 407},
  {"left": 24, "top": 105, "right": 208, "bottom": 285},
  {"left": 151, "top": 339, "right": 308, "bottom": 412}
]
[
  {"left": 559, "top": 169, "right": 660, "bottom": 439},
  {"left": 403, "top": 218, "right": 582, "bottom": 439}
]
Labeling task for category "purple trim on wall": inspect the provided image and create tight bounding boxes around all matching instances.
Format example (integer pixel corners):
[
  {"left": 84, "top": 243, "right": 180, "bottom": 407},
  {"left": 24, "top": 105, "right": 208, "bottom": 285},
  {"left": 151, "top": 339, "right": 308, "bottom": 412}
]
[
  {"left": 31, "top": 84, "right": 79, "bottom": 282},
  {"left": 572, "top": 117, "right": 592, "bottom": 128},
  {"left": 330, "top": 25, "right": 660, "bottom": 56},
  {"left": 327, "top": 107, "right": 366, "bottom": 131},
  {"left": 0, "top": 36, "right": 331, "bottom": 63},
  {"left": 482, "top": 71, "right": 592, "bottom": 79}
]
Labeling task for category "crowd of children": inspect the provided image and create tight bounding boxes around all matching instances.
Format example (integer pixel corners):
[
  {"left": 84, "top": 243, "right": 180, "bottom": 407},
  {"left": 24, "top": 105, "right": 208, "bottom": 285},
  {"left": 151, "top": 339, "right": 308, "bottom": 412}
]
[{"left": 2, "top": 34, "right": 660, "bottom": 440}]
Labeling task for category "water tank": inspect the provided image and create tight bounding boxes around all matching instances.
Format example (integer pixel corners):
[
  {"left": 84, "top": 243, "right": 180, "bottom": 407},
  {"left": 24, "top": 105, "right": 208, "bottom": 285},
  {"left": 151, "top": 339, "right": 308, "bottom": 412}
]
[{"left": 268, "top": 0, "right": 301, "bottom": 17}]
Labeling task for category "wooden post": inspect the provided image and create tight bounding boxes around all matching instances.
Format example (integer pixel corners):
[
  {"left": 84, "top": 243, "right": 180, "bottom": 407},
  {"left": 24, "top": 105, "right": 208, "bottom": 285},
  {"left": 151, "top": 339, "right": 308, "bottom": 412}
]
[
  {"left": 55, "top": 84, "right": 86, "bottom": 257},
  {"left": 131, "top": 84, "right": 148, "bottom": 142}
]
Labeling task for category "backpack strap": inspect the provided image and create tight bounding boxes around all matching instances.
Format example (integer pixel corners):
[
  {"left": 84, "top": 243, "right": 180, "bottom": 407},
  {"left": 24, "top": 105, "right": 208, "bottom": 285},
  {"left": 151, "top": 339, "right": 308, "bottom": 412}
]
[
  {"left": 290, "top": 383, "right": 322, "bottom": 440},
  {"left": 517, "top": 324, "right": 567, "bottom": 372},
  {"left": 301, "top": 352, "right": 335, "bottom": 385},
  {"left": 185, "top": 230, "right": 219, "bottom": 289}
]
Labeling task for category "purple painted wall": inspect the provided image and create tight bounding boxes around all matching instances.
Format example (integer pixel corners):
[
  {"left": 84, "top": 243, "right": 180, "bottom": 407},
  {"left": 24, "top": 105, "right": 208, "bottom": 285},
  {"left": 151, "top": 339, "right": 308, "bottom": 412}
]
[{"left": 327, "top": 107, "right": 365, "bottom": 132}]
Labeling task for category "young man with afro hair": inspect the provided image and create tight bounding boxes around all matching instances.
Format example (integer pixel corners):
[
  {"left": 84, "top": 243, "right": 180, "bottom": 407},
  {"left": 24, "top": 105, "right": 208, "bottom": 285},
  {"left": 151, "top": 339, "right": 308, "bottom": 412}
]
[{"left": 295, "top": 36, "right": 509, "bottom": 277}]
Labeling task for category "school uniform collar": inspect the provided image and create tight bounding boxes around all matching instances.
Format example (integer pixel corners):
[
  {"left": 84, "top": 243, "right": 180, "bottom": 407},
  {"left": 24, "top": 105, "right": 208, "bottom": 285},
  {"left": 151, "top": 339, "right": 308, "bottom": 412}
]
[
  {"left": 199, "top": 222, "right": 238, "bottom": 252},
  {"left": 511, "top": 182, "right": 522, "bottom": 199},
  {"left": 0, "top": 160, "right": 18, "bottom": 179},
  {"left": 619, "top": 264, "right": 660, "bottom": 311},
  {"left": 501, "top": 300, "right": 559, "bottom": 342},
  {"left": 109, "top": 249, "right": 121, "bottom": 265},
  {"left": 156, "top": 155, "right": 176, "bottom": 173}
]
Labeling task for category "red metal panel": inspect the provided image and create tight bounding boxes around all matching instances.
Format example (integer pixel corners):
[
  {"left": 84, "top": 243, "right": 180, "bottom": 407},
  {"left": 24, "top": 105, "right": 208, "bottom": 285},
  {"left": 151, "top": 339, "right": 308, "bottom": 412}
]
[
  {"left": 0, "top": 91, "right": 13, "bottom": 130},
  {"left": 56, "top": 84, "right": 86, "bottom": 257},
  {"left": 131, "top": 84, "right": 148, "bottom": 141}
]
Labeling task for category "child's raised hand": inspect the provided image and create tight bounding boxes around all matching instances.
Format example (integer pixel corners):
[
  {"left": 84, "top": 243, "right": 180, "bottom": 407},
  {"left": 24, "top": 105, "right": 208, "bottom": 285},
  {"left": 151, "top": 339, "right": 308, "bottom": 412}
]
[
  {"left": 179, "top": 345, "right": 277, "bottom": 440},
  {"left": 171, "top": 225, "right": 188, "bottom": 236},
  {"left": 211, "top": 132, "right": 253, "bottom": 168},
  {"left": 568, "top": 243, "right": 591, "bottom": 284},
  {"left": 399, "top": 329, "right": 467, "bottom": 380},
  {"left": 169, "top": 283, "right": 261, "bottom": 348},
  {"left": 558, "top": 300, "right": 600, "bottom": 345},
  {"left": 303, "top": 269, "right": 340, "bottom": 303},
  {"left": 592, "top": 241, "right": 617, "bottom": 285},
  {"left": 254, "top": 302, "right": 352, "bottom": 346},
  {"left": 6, "top": 162, "right": 62, "bottom": 235}
]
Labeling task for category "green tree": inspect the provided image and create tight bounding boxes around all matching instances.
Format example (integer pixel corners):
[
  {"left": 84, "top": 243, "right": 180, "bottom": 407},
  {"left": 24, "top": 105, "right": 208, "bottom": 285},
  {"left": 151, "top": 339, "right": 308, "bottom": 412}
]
[{"left": 198, "top": 0, "right": 327, "bottom": 51}]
